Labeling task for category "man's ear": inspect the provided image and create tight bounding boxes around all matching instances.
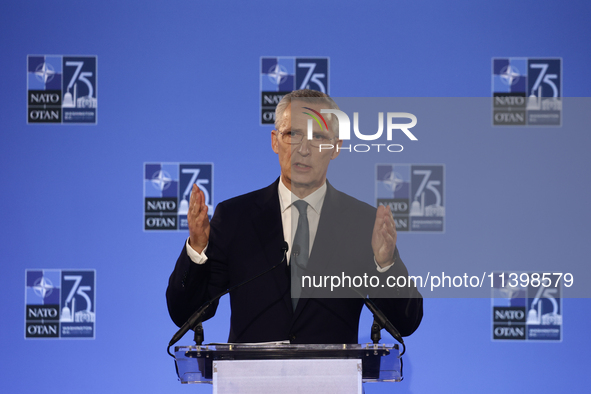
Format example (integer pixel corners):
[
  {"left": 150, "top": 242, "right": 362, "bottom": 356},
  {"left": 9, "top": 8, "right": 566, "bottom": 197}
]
[
  {"left": 331, "top": 139, "right": 343, "bottom": 159},
  {"left": 271, "top": 130, "right": 279, "bottom": 154}
]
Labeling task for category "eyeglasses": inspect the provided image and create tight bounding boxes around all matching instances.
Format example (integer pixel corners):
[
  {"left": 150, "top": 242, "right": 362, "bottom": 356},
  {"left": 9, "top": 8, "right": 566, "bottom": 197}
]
[{"left": 278, "top": 130, "right": 336, "bottom": 148}]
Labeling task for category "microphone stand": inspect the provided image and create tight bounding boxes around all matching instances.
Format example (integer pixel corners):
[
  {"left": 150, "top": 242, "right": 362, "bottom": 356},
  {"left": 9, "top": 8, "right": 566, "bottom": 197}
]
[{"left": 193, "top": 322, "right": 204, "bottom": 346}]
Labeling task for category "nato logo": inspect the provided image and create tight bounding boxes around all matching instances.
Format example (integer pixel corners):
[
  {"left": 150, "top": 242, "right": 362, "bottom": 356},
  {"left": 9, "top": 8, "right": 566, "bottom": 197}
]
[
  {"left": 27, "top": 55, "right": 97, "bottom": 124},
  {"left": 491, "top": 272, "right": 562, "bottom": 341},
  {"left": 260, "top": 57, "right": 329, "bottom": 125},
  {"left": 376, "top": 164, "right": 445, "bottom": 232},
  {"left": 492, "top": 58, "right": 561, "bottom": 126},
  {"left": 144, "top": 163, "right": 213, "bottom": 231},
  {"left": 25, "top": 270, "right": 96, "bottom": 339}
]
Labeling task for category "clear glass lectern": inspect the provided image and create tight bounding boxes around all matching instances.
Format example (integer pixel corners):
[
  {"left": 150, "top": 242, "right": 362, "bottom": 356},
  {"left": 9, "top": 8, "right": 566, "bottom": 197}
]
[{"left": 174, "top": 342, "right": 401, "bottom": 392}]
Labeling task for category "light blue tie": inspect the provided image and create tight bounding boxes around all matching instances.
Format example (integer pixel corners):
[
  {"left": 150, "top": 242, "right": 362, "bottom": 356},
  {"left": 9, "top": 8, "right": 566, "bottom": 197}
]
[{"left": 291, "top": 200, "right": 309, "bottom": 310}]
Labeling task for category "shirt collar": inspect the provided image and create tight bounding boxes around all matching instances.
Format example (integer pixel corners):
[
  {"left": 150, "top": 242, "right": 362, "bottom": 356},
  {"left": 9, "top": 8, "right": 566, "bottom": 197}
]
[{"left": 278, "top": 177, "right": 327, "bottom": 214}]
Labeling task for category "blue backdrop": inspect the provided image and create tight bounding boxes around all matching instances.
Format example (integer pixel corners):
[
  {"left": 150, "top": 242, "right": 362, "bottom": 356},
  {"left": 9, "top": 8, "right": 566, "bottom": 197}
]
[{"left": 2, "top": 1, "right": 590, "bottom": 393}]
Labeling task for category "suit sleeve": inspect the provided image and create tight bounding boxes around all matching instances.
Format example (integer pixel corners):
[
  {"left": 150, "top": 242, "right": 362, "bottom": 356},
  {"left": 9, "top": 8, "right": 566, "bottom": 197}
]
[
  {"left": 166, "top": 202, "right": 231, "bottom": 328},
  {"left": 372, "top": 247, "right": 423, "bottom": 337},
  {"left": 348, "top": 198, "right": 423, "bottom": 337},
  {"left": 320, "top": 188, "right": 423, "bottom": 339}
]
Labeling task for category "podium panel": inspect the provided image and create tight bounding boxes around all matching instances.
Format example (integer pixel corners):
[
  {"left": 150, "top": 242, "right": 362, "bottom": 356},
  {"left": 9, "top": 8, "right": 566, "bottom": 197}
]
[{"left": 213, "top": 359, "right": 362, "bottom": 394}]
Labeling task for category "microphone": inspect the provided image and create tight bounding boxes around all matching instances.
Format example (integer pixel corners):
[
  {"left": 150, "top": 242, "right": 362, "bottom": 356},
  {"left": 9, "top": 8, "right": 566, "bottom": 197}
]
[{"left": 169, "top": 242, "right": 289, "bottom": 348}]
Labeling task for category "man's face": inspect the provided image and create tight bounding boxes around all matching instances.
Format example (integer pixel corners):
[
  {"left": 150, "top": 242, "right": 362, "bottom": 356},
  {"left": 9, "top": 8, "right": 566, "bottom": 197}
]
[{"left": 272, "top": 101, "right": 341, "bottom": 197}]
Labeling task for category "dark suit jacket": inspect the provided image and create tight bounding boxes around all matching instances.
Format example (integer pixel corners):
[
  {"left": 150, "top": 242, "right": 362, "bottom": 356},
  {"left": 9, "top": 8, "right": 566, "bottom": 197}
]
[{"left": 167, "top": 179, "right": 422, "bottom": 344}]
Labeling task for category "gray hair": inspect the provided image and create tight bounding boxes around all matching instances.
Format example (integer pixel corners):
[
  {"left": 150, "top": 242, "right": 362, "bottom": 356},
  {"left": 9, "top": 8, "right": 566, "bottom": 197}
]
[{"left": 274, "top": 89, "right": 340, "bottom": 136}]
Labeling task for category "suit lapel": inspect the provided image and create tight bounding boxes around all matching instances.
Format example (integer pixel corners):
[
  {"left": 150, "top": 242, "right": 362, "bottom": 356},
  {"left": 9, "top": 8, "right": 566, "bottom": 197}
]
[{"left": 251, "top": 179, "right": 293, "bottom": 315}]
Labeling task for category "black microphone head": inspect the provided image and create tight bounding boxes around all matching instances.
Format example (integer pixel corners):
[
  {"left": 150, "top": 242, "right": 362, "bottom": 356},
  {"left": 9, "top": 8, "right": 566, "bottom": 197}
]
[{"left": 281, "top": 241, "right": 289, "bottom": 253}]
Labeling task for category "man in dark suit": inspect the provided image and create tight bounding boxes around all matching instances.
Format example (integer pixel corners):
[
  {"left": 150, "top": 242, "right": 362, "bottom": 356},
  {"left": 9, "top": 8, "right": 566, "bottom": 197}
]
[{"left": 167, "top": 90, "right": 422, "bottom": 344}]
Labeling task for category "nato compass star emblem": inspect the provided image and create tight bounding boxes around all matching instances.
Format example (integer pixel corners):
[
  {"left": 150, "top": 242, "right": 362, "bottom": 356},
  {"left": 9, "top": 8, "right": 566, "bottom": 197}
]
[
  {"left": 267, "top": 64, "right": 289, "bottom": 85},
  {"left": 500, "top": 65, "right": 521, "bottom": 86},
  {"left": 35, "top": 62, "right": 55, "bottom": 84},
  {"left": 151, "top": 170, "right": 172, "bottom": 191},
  {"left": 33, "top": 277, "right": 54, "bottom": 299},
  {"left": 382, "top": 171, "right": 404, "bottom": 194}
]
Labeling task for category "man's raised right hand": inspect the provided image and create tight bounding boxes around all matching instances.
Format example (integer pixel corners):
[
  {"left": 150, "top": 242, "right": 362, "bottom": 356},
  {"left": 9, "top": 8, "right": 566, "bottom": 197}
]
[{"left": 188, "top": 184, "right": 210, "bottom": 254}]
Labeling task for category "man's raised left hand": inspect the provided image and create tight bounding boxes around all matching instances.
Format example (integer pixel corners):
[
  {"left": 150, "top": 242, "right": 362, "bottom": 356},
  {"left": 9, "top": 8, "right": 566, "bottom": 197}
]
[{"left": 371, "top": 205, "right": 397, "bottom": 268}]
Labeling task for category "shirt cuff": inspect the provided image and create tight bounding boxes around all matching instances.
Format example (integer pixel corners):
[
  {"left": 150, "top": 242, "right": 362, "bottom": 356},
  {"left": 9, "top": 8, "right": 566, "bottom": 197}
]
[
  {"left": 185, "top": 238, "right": 208, "bottom": 264},
  {"left": 375, "top": 257, "right": 394, "bottom": 273}
]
